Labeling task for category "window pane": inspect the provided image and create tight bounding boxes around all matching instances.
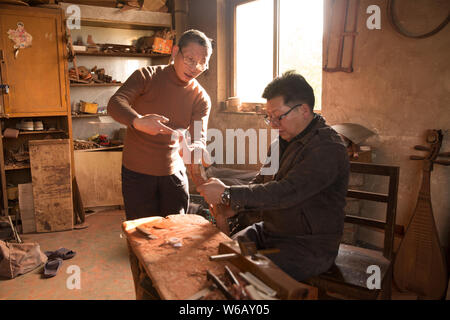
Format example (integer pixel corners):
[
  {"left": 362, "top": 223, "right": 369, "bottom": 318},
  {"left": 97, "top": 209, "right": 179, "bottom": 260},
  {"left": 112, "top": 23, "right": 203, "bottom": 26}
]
[
  {"left": 279, "top": 0, "right": 323, "bottom": 110},
  {"left": 236, "top": 0, "right": 273, "bottom": 103}
]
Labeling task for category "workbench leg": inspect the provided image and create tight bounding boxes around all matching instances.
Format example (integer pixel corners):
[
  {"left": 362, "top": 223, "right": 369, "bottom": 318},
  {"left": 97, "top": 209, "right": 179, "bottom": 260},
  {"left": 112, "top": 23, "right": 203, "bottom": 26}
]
[
  {"left": 127, "top": 240, "right": 161, "bottom": 300},
  {"left": 127, "top": 241, "right": 141, "bottom": 299}
]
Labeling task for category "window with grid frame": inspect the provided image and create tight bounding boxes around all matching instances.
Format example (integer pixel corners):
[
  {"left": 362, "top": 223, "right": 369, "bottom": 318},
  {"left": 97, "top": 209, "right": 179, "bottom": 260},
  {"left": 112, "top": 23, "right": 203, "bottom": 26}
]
[{"left": 227, "top": 0, "right": 323, "bottom": 110}]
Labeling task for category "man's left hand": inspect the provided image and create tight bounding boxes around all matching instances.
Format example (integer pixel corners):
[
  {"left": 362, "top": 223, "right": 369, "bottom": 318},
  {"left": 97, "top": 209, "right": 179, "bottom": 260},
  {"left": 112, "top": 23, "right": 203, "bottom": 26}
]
[{"left": 197, "top": 178, "right": 227, "bottom": 205}]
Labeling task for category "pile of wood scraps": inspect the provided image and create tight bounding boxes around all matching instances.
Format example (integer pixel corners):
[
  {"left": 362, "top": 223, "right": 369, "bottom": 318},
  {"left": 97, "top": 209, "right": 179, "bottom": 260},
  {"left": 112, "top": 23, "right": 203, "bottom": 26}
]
[
  {"left": 73, "top": 139, "right": 101, "bottom": 151},
  {"left": 117, "top": 0, "right": 168, "bottom": 12},
  {"left": 73, "top": 135, "right": 123, "bottom": 150},
  {"left": 69, "top": 66, "right": 120, "bottom": 84},
  {"left": 99, "top": 43, "right": 136, "bottom": 54},
  {"left": 5, "top": 146, "right": 29, "bottom": 168},
  {"left": 73, "top": 30, "right": 174, "bottom": 55}
]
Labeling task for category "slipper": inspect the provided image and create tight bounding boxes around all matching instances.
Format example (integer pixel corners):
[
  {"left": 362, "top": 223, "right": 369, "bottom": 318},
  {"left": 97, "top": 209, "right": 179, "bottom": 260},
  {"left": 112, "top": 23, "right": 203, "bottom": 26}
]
[
  {"left": 43, "top": 258, "right": 62, "bottom": 278},
  {"left": 45, "top": 248, "right": 76, "bottom": 260}
]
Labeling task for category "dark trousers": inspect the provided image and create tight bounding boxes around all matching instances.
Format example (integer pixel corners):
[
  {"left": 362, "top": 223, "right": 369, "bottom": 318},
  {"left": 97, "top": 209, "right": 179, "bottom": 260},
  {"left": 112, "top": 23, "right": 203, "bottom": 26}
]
[
  {"left": 232, "top": 222, "right": 336, "bottom": 282},
  {"left": 121, "top": 166, "right": 189, "bottom": 220}
]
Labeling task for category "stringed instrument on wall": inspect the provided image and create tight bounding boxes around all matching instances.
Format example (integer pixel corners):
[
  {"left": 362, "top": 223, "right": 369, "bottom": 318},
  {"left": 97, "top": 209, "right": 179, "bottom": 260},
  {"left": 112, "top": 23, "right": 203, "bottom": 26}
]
[{"left": 393, "top": 129, "right": 449, "bottom": 299}]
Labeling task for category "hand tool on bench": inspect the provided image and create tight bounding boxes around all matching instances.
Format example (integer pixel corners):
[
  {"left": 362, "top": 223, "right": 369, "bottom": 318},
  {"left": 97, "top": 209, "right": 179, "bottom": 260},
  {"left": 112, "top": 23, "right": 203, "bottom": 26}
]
[
  {"left": 209, "top": 249, "right": 280, "bottom": 261},
  {"left": 206, "top": 270, "right": 235, "bottom": 300},
  {"left": 239, "top": 271, "right": 277, "bottom": 297},
  {"left": 217, "top": 240, "right": 317, "bottom": 300},
  {"left": 136, "top": 225, "right": 158, "bottom": 239},
  {"left": 225, "top": 265, "right": 248, "bottom": 299},
  {"left": 187, "top": 284, "right": 217, "bottom": 300}
]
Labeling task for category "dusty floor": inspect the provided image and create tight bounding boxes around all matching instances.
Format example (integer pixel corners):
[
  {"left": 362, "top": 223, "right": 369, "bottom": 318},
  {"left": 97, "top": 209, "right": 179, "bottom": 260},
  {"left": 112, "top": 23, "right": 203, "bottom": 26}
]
[
  {"left": 0, "top": 208, "right": 420, "bottom": 300},
  {"left": 0, "top": 209, "right": 135, "bottom": 300}
]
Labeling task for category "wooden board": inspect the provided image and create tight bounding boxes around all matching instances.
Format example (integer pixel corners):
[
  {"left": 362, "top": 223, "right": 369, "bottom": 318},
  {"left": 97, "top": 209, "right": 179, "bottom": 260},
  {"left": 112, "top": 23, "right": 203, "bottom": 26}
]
[
  {"left": 74, "top": 150, "right": 123, "bottom": 208},
  {"left": 18, "top": 183, "right": 35, "bottom": 233},
  {"left": 29, "top": 139, "right": 73, "bottom": 232}
]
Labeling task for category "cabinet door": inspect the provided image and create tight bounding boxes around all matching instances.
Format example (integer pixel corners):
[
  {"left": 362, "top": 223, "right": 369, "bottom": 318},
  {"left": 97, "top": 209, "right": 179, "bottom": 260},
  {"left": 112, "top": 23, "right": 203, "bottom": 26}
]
[{"left": 0, "top": 6, "right": 69, "bottom": 116}]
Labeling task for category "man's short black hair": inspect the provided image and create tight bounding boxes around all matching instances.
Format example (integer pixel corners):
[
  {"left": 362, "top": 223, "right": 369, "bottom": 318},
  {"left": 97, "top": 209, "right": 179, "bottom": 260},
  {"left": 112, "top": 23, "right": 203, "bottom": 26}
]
[
  {"left": 262, "top": 71, "right": 315, "bottom": 110},
  {"left": 178, "top": 29, "right": 213, "bottom": 56}
]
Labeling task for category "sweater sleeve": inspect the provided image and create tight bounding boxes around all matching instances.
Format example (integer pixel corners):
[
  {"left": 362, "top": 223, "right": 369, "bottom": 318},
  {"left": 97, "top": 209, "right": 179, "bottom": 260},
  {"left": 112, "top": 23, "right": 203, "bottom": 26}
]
[
  {"left": 107, "top": 68, "right": 149, "bottom": 127},
  {"left": 188, "top": 89, "right": 211, "bottom": 149}
]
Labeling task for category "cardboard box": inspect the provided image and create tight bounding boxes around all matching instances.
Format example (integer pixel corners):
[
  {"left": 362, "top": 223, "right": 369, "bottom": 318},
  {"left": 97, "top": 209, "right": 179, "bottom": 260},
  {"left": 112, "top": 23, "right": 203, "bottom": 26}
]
[
  {"left": 80, "top": 101, "right": 98, "bottom": 114},
  {"left": 152, "top": 37, "right": 173, "bottom": 54}
]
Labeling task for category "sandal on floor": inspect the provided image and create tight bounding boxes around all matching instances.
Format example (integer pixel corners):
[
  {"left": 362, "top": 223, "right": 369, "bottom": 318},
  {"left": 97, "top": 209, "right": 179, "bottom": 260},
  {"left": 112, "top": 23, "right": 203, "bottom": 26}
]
[
  {"left": 45, "top": 248, "right": 76, "bottom": 260},
  {"left": 43, "top": 258, "right": 63, "bottom": 278}
]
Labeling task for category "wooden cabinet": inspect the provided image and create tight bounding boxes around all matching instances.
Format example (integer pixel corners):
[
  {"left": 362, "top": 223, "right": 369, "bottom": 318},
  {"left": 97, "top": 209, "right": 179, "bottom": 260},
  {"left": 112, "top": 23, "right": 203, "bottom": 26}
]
[
  {"left": 0, "top": 5, "right": 70, "bottom": 116},
  {"left": 0, "top": 5, "right": 73, "bottom": 223}
]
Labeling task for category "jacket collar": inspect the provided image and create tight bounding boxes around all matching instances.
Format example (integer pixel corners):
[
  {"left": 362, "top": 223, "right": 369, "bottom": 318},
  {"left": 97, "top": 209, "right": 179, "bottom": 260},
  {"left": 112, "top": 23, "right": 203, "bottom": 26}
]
[{"left": 279, "top": 113, "right": 325, "bottom": 156}]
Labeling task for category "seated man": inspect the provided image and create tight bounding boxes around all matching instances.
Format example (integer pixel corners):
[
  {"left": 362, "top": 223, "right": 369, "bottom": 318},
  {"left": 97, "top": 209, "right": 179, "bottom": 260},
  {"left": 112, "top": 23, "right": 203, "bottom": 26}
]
[{"left": 197, "top": 71, "right": 350, "bottom": 282}]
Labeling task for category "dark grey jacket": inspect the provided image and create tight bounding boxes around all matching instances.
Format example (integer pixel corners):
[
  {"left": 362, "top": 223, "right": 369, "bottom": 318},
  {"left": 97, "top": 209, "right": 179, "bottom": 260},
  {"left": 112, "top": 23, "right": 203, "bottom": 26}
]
[{"left": 229, "top": 116, "right": 349, "bottom": 279}]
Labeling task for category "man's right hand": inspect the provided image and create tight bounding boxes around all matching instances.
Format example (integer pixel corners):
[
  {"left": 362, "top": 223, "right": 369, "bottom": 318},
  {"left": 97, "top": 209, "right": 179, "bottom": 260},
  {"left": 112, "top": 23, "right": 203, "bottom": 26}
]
[{"left": 132, "top": 114, "right": 176, "bottom": 136}]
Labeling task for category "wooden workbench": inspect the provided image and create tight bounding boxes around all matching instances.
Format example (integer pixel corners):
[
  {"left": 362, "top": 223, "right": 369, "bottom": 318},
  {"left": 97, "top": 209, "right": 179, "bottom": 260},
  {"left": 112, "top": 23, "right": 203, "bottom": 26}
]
[{"left": 122, "top": 214, "right": 317, "bottom": 300}]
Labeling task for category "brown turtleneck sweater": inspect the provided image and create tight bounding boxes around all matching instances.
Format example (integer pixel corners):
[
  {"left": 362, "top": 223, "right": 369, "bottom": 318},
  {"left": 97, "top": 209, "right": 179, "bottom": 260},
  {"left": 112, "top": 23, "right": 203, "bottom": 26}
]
[{"left": 107, "top": 64, "right": 211, "bottom": 176}]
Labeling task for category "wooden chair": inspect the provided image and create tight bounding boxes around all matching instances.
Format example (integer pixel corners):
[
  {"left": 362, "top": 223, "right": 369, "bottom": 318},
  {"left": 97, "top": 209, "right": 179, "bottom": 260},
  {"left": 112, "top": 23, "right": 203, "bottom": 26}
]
[{"left": 306, "top": 162, "right": 400, "bottom": 300}]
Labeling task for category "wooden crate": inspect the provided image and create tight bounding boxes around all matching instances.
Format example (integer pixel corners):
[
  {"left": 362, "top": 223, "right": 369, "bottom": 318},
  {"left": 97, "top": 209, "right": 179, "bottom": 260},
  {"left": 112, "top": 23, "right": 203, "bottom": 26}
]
[{"left": 29, "top": 139, "right": 73, "bottom": 232}]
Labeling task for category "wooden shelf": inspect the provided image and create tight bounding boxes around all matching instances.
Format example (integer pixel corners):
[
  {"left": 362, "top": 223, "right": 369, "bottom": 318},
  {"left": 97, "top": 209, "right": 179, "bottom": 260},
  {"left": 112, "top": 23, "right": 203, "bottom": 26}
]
[
  {"left": 75, "top": 51, "right": 171, "bottom": 58},
  {"left": 5, "top": 164, "right": 30, "bottom": 171},
  {"left": 60, "top": 3, "right": 172, "bottom": 30},
  {"left": 72, "top": 114, "right": 110, "bottom": 118},
  {"left": 18, "top": 130, "right": 66, "bottom": 135},
  {"left": 75, "top": 145, "right": 124, "bottom": 152},
  {"left": 70, "top": 83, "right": 122, "bottom": 87}
]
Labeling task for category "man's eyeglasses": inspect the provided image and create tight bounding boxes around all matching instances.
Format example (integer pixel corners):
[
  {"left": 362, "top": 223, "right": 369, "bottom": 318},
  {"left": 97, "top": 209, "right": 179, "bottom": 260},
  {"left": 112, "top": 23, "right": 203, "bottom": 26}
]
[
  {"left": 179, "top": 50, "right": 208, "bottom": 72},
  {"left": 264, "top": 104, "right": 303, "bottom": 126}
]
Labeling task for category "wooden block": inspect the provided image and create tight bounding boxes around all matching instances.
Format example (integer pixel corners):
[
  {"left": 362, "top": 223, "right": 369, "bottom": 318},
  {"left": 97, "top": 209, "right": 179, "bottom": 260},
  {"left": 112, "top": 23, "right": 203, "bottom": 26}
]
[
  {"left": 18, "top": 183, "right": 36, "bottom": 234},
  {"left": 29, "top": 139, "right": 73, "bottom": 232},
  {"left": 74, "top": 151, "right": 123, "bottom": 207}
]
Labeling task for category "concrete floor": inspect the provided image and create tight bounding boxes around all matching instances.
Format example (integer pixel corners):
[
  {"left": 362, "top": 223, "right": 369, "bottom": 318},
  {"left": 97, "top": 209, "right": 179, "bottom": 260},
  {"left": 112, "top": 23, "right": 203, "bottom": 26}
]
[
  {"left": 0, "top": 208, "right": 421, "bottom": 300},
  {"left": 0, "top": 209, "right": 135, "bottom": 300}
]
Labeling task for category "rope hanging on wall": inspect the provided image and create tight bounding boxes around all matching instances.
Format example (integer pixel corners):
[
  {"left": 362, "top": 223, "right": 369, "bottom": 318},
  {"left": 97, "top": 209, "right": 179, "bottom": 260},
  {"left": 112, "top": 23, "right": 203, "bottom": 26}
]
[{"left": 387, "top": 0, "right": 450, "bottom": 39}]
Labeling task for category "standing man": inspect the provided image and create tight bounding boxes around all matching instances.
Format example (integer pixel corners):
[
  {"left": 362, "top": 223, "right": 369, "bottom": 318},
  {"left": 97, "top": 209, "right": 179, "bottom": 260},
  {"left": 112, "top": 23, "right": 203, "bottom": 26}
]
[
  {"left": 197, "top": 71, "right": 349, "bottom": 282},
  {"left": 108, "top": 29, "right": 213, "bottom": 220}
]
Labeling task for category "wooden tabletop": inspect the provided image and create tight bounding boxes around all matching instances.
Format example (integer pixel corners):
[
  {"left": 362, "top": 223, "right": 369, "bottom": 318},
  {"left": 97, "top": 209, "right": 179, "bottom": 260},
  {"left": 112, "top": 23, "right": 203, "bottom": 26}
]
[
  {"left": 122, "top": 214, "right": 317, "bottom": 300},
  {"left": 122, "top": 214, "right": 232, "bottom": 300}
]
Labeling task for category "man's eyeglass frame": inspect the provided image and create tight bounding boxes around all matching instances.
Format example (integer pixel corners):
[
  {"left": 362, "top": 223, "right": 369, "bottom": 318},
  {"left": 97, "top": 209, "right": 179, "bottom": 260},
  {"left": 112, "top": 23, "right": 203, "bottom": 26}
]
[
  {"left": 264, "top": 103, "right": 303, "bottom": 126},
  {"left": 179, "top": 50, "right": 208, "bottom": 72}
]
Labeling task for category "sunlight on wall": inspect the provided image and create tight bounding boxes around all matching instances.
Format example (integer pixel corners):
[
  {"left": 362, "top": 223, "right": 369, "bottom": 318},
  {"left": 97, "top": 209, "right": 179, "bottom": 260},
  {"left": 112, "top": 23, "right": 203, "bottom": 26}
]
[{"left": 279, "top": 0, "right": 323, "bottom": 110}]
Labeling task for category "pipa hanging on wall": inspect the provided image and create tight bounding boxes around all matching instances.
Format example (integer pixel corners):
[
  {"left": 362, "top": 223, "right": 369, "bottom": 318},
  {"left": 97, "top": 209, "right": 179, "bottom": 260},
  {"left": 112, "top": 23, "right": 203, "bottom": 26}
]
[{"left": 393, "top": 129, "right": 449, "bottom": 299}]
